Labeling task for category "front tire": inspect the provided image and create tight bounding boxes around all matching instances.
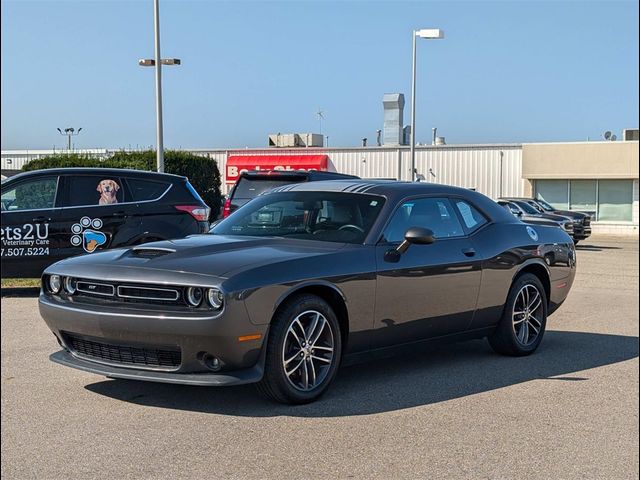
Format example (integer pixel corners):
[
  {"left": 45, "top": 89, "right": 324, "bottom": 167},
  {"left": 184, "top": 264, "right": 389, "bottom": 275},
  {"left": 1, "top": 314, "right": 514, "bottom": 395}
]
[
  {"left": 257, "top": 294, "right": 342, "bottom": 404},
  {"left": 488, "top": 273, "right": 548, "bottom": 356}
]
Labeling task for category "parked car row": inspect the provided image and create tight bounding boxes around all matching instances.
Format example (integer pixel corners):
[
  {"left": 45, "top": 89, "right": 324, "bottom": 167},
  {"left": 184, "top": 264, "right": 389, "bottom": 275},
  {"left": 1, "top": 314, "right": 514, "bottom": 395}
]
[
  {"left": 2, "top": 167, "right": 594, "bottom": 280},
  {"left": 497, "top": 197, "right": 591, "bottom": 244}
]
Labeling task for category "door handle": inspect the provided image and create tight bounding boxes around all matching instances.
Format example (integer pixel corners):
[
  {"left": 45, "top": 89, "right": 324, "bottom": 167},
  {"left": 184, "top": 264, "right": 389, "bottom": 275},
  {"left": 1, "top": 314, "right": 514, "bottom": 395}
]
[
  {"left": 111, "top": 211, "right": 127, "bottom": 218},
  {"left": 32, "top": 216, "right": 51, "bottom": 223},
  {"left": 462, "top": 247, "right": 476, "bottom": 257}
]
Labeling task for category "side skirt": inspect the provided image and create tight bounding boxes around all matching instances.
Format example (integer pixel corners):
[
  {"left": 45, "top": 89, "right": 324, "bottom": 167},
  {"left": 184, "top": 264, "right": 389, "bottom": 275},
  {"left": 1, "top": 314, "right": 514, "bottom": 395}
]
[{"left": 341, "top": 326, "right": 497, "bottom": 367}]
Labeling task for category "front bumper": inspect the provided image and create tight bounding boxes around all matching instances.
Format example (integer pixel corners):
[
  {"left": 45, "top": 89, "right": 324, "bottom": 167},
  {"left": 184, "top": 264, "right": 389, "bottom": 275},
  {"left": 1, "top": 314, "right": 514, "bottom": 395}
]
[
  {"left": 50, "top": 350, "right": 263, "bottom": 386},
  {"left": 572, "top": 224, "right": 591, "bottom": 240},
  {"left": 39, "top": 294, "right": 268, "bottom": 385}
]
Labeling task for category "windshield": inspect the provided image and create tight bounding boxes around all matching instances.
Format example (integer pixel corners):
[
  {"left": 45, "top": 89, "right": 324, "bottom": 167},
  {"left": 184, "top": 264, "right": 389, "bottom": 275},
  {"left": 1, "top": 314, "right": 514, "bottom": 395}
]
[
  {"left": 212, "top": 191, "right": 386, "bottom": 244},
  {"left": 514, "top": 201, "right": 540, "bottom": 215},
  {"left": 534, "top": 198, "right": 554, "bottom": 211},
  {"left": 232, "top": 177, "right": 305, "bottom": 200}
]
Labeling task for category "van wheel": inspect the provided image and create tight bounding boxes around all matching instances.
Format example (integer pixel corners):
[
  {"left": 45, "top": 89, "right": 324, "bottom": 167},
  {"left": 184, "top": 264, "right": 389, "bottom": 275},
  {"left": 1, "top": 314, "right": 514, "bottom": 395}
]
[
  {"left": 488, "top": 273, "right": 548, "bottom": 356},
  {"left": 256, "top": 294, "right": 342, "bottom": 404}
]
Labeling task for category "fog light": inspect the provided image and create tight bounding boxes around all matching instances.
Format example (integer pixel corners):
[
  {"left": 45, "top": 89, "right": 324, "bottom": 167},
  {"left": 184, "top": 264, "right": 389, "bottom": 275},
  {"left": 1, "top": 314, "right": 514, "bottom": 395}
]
[
  {"left": 185, "top": 287, "right": 203, "bottom": 307},
  {"left": 49, "top": 275, "right": 61, "bottom": 294},
  {"left": 207, "top": 288, "right": 224, "bottom": 309},
  {"left": 63, "top": 276, "right": 77, "bottom": 295},
  {"left": 199, "top": 352, "right": 222, "bottom": 372}
]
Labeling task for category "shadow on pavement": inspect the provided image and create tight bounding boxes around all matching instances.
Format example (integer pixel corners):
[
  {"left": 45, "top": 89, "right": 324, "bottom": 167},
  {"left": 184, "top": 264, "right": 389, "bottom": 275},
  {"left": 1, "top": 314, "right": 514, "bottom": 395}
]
[
  {"left": 575, "top": 244, "right": 622, "bottom": 252},
  {"left": 0, "top": 287, "right": 40, "bottom": 298},
  {"left": 85, "top": 330, "right": 638, "bottom": 417}
]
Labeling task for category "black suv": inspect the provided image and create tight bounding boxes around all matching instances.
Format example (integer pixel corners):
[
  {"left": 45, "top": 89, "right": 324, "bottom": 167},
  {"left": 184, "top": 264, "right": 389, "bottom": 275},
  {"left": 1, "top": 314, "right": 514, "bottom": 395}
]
[
  {"left": 502, "top": 197, "right": 592, "bottom": 242},
  {"left": 222, "top": 170, "right": 359, "bottom": 218},
  {"left": 1, "top": 168, "right": 210, "bottom": 278}
]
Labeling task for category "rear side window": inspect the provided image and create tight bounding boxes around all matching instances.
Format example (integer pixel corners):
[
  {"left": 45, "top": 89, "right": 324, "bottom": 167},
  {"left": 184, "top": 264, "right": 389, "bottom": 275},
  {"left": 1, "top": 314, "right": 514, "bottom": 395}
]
[
  {"left": 454, "top": 200, "right": 488, "bottom": 232},
  {"left": 232, "top": 177, "right": 305, "bottom": 200},
  {"left": 66, "top": 175, "right": 124, "bottom": 207},
  {"left": 1, "top": 177, "right": 58, "bottom": 211},
  {"left": 127, "top": 178, "right": 170, "bottom": 201}
]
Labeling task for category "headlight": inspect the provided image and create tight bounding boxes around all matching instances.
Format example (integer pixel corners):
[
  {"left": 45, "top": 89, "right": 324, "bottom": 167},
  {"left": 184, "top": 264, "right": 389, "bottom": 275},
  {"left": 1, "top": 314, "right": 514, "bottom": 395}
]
[
  {"left": 63, "top": 277, "right": 77, "bottom": 294},
  {"left": 185, "top": 287, "right": 203, "bottom": 307},
  {"left": 49, "top": 275, "right": 61, "bottom": 294},
  {"left": 207, "top": 288, "right": 224, "bottom": 309}
]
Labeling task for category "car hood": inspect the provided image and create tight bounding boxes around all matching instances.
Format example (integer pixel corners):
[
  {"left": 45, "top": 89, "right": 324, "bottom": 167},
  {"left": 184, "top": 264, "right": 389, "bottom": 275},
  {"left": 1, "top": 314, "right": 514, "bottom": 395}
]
[
  {"left": 536, "top": 212, "right": 572, "bottom": 222},
  {"left": 46, "top": 234, "right": 347, "bottom": 282},
  {"left": 551, "top": 210, "right": 587, "bottom": 219}
]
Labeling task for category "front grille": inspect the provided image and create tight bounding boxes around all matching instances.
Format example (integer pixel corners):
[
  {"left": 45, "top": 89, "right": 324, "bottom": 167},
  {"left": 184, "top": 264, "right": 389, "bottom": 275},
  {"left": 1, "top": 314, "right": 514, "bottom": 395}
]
[
  {"left": 63, "top": 333, "right": 181, "bottom": 370},
  {"left": 61, "top": 277, "right": 218, "bottom": 312},
  {"left": 77, "top": 281, "right": 115, "bottom": 297},
  {"left": 117, "top": 285, "right": 180, "bottom": 301}
]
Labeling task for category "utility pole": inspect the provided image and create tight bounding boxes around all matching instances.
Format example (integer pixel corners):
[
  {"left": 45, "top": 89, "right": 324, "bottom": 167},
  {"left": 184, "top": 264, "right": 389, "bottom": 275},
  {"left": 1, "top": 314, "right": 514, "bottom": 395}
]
[
  {"left": 57, "top": 127, "right": 82, "bottom": 150},
  {"left": 138, "top": 0, "right": 181, "bottom": 172}
]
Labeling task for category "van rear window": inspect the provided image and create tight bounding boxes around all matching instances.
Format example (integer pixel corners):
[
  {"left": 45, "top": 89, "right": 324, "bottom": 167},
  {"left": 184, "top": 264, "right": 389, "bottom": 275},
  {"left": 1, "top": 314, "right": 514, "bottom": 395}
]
[{"left": 233, "top": 177, "right": 305, "bottom": 200}]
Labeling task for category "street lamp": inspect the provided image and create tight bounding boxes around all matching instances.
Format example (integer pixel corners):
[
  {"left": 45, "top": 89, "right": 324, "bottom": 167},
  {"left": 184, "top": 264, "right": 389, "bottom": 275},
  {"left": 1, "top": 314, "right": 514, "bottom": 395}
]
[
  {"left": 138, "top": 0, "right": 181, "bottom": 173},
  {"left": 410, "top": 28, "right": 444, "bottom": 181},
  {"left": 57, "top": 127, "right": 82, "bottom": 150}
]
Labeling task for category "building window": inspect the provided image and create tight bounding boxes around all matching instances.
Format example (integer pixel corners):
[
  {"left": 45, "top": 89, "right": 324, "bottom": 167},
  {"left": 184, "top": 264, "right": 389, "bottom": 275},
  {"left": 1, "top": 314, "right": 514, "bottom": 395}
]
[
  {"left": 536, "top": 180, "right": 568, "bottom": 210},
  {"left": 570, "top": 180, "right": 597, "bottom": 214},
  {"left": 535, "top": 179, "right": 634, "bottom": 222},
  {"left": 598, "top": 180, "right": 633, "bottom": 222}
]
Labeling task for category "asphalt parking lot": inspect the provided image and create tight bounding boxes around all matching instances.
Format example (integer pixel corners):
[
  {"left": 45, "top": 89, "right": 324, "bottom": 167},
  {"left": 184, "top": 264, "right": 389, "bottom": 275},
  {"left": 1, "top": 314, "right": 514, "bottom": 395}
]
[{"left": 1, "top": 235, "right": 638, "bottom": 480}]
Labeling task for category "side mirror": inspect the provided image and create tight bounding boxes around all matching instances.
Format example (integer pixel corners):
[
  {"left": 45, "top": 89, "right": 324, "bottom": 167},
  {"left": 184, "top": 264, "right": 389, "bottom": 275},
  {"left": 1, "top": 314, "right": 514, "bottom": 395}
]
[{"left": 385, "top": 227, "right": 435, "bottom": 262}]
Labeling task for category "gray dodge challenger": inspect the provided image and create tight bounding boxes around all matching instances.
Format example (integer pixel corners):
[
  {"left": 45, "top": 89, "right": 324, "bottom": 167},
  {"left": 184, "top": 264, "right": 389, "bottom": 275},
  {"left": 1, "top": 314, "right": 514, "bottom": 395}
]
[{"left": 39, "top": 180, "right": 576, "bottom": 404}]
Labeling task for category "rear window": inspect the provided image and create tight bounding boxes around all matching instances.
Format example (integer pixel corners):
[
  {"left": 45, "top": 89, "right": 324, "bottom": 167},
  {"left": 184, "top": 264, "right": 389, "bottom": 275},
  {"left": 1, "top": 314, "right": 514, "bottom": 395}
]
[
  {"left": 127, "top": 178, "right": 170, "bottom": 201},
  {"left": 66, "top": 175, "right": 124, "bottom": 207},
  {"left": 232, "top": 177, "right": 305, "bottom": 200},
  {"left": 454, "top": 200, "right": 488, "bottom": 232}
]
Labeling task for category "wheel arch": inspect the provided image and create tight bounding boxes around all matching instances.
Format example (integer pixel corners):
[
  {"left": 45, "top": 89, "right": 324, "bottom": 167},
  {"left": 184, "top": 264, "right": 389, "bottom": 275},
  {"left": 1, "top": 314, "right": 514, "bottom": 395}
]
[
  {"left": 273, "top": 282, "right": 349, "bottom": 351},
  {"left": 514, "top": 260, "right": 551, "bottom": 307}
]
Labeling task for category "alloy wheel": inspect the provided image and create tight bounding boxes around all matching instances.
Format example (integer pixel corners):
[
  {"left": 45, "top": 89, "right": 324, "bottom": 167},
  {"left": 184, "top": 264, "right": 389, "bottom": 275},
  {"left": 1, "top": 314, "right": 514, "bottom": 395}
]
[
  {"left": 512, "top": 284, "right": 544, "bottom": 346},
  {"left": 282, "top": 310, "right": 335, "bottom": 392}
]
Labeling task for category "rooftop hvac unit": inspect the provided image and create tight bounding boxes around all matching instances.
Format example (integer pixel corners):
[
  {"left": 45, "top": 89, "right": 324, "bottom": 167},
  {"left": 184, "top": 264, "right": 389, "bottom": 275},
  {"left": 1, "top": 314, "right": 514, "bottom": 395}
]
[
  {"left": 623, "top": 128, "right": 639, "bottom": 141},
  {"left": 268, "top": 133, "right": 324, "bottom": 148}
]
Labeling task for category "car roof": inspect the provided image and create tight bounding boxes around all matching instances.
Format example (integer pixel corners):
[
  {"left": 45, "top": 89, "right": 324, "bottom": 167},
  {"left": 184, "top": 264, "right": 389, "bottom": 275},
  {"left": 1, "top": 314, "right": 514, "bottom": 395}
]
[
  {"left": 269, "top": 179, "right": 516, "bottom": 223},
  {"left": 5, "top": 168, "right": 186, "bottom": 183},
  {"left": 271, "top": 179, "right": 469, "bottom": 195},
  {"left": 239, "top": 170, "right": 359, "bottom": 180}
]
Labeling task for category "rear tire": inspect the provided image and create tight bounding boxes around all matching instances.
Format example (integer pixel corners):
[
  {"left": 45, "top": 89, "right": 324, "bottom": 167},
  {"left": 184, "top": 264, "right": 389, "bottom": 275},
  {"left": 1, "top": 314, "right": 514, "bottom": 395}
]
[
  {"left": 488, "top": 273, "right": 548, "bottom": 356},
  {"left": 256, "top": 294, "right": 342, "bottom": 404}
]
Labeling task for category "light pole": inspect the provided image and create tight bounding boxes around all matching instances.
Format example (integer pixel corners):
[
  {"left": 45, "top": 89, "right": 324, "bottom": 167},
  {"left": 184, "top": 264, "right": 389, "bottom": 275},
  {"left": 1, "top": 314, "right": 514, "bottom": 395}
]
[
  {"left": 57, "top": 127, "right": 82, "bottom": 150},
  {"left": 138, "top": 0, "right": 181, "bottom": 173},
  {"left": 409, "top": 28, "right": 444, "bottom": 181}
]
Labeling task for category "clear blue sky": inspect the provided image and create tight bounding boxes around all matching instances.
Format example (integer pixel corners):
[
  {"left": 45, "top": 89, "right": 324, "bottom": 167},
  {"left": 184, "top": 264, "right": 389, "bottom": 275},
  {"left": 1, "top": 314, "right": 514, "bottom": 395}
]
[{"left": 1, "top": 0, "right": 638, "bottom": 150}]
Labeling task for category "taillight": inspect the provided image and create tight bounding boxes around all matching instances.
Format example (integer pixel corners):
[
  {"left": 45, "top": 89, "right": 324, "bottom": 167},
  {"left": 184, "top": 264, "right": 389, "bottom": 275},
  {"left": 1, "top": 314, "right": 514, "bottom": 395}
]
[
  {"left": 222, "top": 198, "right": 232, "bottom": 218},
  {"left": 175, "top": 205, "right": 210, "bottom": 222}
]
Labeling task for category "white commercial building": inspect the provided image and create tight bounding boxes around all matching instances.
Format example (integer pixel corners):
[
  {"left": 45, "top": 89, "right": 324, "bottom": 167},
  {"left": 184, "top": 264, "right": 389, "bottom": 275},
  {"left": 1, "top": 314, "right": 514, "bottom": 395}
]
[{"left": 2, "top": 140, "right": 638, "bottom": 234}]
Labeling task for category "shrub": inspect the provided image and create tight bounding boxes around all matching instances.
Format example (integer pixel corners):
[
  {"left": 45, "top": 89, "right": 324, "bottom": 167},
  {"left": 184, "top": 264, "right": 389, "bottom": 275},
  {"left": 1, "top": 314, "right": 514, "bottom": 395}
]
[{"left": 23, "top": 150, "right": 222, "bottom": 219}]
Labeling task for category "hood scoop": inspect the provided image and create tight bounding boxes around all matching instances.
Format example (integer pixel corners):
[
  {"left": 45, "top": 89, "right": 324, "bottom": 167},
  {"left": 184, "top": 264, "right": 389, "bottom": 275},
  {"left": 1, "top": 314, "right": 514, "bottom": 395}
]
[{"left": 130, "top": 246, "right": 176, "bottom": 259}]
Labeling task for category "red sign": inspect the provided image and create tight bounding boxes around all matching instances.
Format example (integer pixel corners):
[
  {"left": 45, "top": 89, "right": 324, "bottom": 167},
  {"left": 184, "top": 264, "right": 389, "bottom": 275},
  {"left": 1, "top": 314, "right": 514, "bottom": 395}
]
[{"left": 225, "top": 155, "right": 329, "bottom": 183}]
